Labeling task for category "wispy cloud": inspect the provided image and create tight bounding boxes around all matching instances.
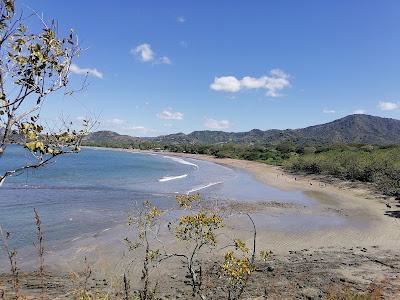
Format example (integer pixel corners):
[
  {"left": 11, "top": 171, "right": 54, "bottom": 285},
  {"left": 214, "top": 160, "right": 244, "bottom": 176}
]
[
  {"left": 177, "top": 16, "right": 186, "bottom": 23},
  {"left": 131, "top": 43, "right": 171, "bottom": 65},
  {"left": 322, "top": 109, "right": 336, "bottom": 114},
  {"left": 210, "top": 69, "right": 290, "bottom": 97},
  {"left": 353, "top": 109, "right": 366, "bottom": 114},
  {"left": 100, "top": 118, "right": 156, "bottom": 136},
  {"left": 378, "top": 101, "right": 400, "bottom": 111},
  {"left": 179, "top": 41, "right": 188, "bottom": 48},
  {"left": 105, "top": 118, "right": 126, "bottom": 125},
  {"left": 204, "top": 118, "right": 231, "bottom": 130},
  {"left": 157, "top": 56, "right": 172, "bottom": 65},
  {"left": 157, "top": 108, "right": 184, "bottom": 120},
  {"left": 70, "top": 63, "right": 103, "bottom": 79},
  {"left": 126, "top": 126, "right": 156, "bottom": 134}
]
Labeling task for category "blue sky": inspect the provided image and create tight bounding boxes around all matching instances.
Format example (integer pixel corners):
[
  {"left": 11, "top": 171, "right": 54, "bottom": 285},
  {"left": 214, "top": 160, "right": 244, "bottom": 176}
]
[{"left": 19, "top": 0, "right": 400, "bottom": 136}]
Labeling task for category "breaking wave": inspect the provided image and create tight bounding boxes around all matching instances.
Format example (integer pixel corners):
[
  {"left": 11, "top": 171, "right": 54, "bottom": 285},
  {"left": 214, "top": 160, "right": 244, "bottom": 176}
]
[
  {"left": 186, "top": 181, "right": 223, "bottom": 194},
  {"left": 158, "top": 174, "right": 188, "bottom": 182},
  {"left": 163, "top": 156, "right": 199, "bottom": 169}
]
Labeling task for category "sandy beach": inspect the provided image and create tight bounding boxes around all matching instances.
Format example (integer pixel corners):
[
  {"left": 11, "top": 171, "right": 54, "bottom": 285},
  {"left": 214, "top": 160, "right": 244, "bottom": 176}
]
[{"left": 104, "top": 149, "right": 400, "bottom": 254}]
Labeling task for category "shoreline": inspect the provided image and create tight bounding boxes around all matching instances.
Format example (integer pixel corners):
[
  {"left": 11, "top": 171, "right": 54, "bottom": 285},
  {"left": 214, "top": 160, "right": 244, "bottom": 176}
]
[
  {"left": 86, "top": 147, "right": 400, "bottom": 253},
  {"left": 87, "top": 146, "right": 390, "bottom": 203}
]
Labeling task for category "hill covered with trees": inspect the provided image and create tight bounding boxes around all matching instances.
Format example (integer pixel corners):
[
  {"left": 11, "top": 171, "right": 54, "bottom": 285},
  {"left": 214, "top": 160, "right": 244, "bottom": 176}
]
[
  {"left": 85, "top": 114, "right": 400, "bottom": 147},
  {"left": 152, "top": 114, "right": 400, "bottom": 145}
]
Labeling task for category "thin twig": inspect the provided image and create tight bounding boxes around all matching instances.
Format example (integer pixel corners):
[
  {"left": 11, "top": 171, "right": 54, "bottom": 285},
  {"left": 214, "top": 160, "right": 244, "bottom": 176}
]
[
  {"left": 34, "top": 208, "right": 45, "bottom": 299},
  {"left": 0, "top": 225, "right": 19, "bottom": 299}
]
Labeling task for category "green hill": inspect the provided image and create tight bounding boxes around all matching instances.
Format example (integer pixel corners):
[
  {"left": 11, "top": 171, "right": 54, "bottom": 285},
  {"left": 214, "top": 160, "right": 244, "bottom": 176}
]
[
  {"left": 83, "top": 130, "right": 141, "bottom": 147},
  {"left": 152, "top": 114, "right": 400, "bottom": 145},
  {"left": 85, "top": 114, "right": 400, "bottom": 147}
]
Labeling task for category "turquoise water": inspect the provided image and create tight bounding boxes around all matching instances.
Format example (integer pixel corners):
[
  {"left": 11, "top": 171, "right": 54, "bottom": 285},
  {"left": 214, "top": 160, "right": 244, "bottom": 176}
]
[{"left": 0, "top": 146, "right": 333, "bottom": 260}]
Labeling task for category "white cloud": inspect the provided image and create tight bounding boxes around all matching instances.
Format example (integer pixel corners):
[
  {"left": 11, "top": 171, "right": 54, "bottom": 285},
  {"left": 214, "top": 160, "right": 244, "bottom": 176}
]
[
  {"left": 130, "top": 126, "right": 145, "bottom": 130},
  {"left": 157, "top": 108, "right": 184, "bottom": 120},
  {"left": 99, "top": 117, "right": 156, "bottom": 136},
  {"left": 323, "top": 109, "right": 336, "bottom": 114},
  {"left": 210, "top": 76, "right": 241, "bottom": 92},
  {"left": 120, "top": 125, "right": 156, "bottom": 135},
  {"left": 177, "top": 16, "right": 186, "bottom": 23},
  {"left": 353, "top": 109, "right": 366, "bottom": 114},
  {"left": 204, "top": 118, "right": 231, "bottom": 130},
  {"left": 106, "top": 118, "right": 126, "bottom": 125},
  {"left": 132, "top": 43, "right": 155, "bottom": 62},
  {"left": 210, "top": 69, "right": 290, "bottom": 97},
  {"left": 378, "top": 101, "right": 400, "bottom": 111},
  {"left": 131, "top": 43, "right": 171, "bottom": 65},
  {"left": 127, "top": 126, "right": 155, "bottom": 133},
  {"left": 70, "top": 63, "right": 103, "bottom": 79},
  {"left": 158, "top": 56, "right": 172, "bottom": 65},
  {"left": 241, "top": 76, "right": 268, "bottom": 89}
]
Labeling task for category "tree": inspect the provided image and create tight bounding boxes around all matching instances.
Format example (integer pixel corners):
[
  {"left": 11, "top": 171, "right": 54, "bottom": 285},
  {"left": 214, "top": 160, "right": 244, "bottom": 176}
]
[
  {"left": 173, "top": 204, "right": 223, "bottom": 297},
  {"left": 0, "top": 0, "right": 93, "bottom": 185},
  {"left": 276, "top": 141, "right": 296, "bottom": 155}
]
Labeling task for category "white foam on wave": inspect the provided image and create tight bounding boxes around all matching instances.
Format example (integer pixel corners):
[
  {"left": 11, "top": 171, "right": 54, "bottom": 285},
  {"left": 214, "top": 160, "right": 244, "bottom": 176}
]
[
  {"left": 186, "top": 181, "right": 223, "bottom": 194},
  {"left": 71, "top": 236, "right": 82, "bottom": 242},
  {"left": 158, "top": 174, "right": 188, "bottom": 182},
  {"left": 163, "top": 156, "right": 199, "bottom": 169}
]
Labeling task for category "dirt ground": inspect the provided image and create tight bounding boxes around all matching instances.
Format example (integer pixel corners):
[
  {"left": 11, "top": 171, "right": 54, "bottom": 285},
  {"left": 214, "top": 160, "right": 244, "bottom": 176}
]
[{"left": 1, "top": 246, "right": 400, "bottom": 299}]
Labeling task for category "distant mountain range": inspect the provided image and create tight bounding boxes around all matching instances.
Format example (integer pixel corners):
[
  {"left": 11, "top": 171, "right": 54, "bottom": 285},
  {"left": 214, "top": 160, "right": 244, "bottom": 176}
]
[
  {"left": 84, "top": 114, "right": 400, "bottom": 146},
  {"left": 83, "top": 130, "right": 142, "bottom": 146}
]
